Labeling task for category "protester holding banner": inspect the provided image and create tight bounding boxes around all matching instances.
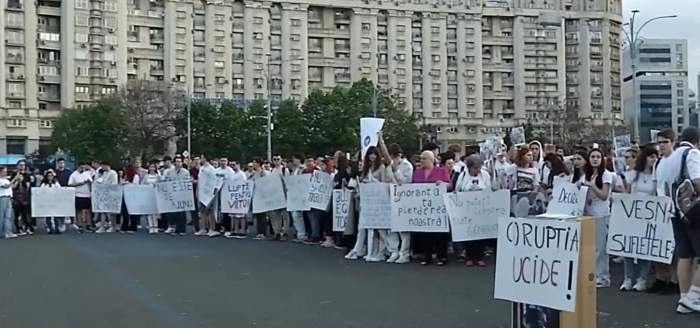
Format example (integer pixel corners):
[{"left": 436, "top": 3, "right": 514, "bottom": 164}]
[
  {"left": 454, "top": 154, "right": 492, "bottom": 267},
  {"left": 249, "top": 159, "right": 270, "bottom": 240},
  {"left": 188, "top": 156, "right": 201, "bottom": 232},
  {"left": 224, "top": 161, "right": 248, "bottom": 239},
  {"left": 580, "top": 148, "right": 614, "bottom": 288},
  {"left": 140, "top": 162, "right": 162, "bottom": 234},
  {"left": 119, "top": 164, "right": 140, "bottom": 234},
  {"left": 346, "top": 146, "right": 389, "bottom": 261},
  {"left": 163, "top": 156, "right": 190, "bottom": 236},
  {"left": 39, "top": 170, "right": 63, "bottom": 235},
  {"left": 412, "top": 151, "right": 452, "bottom": 266},
  {"left": 195, "top": 156, "right": 219, "bottom": 237},
  {"left": 492, "top": 144, "right": 515, "bottom": 190},
  {"left": 68, "top": 162, "right": 92, "bottom": 233},
  {"left": 514, "top": 147, "right": 540, "bottom": 192},
  {"left": 302, "top": 156, "right": 325, "bottom": 244},
  {"left": 287, "top": 154, "right": 308, "bottom": 242},
  {"left": 617, "top": 145, "right": 658, "bottom": 292},
  {"left": 379, "top": 139, "right": 414, "bottom": 264},
  {"left": 94, "top": 162, "right": 119, "bottom": 233},
  {"left": 11, "top": 160, "right": 33, "bottom": 235},
  {"left": 0, "top": 166, "right": 15, "bottom": 239},
  {"left": 655, "top": 127, "right": 700, "bottom": 314}
]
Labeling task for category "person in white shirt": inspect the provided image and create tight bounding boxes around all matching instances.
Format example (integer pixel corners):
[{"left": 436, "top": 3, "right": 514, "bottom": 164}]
[
  {"left": 40, "top": 170, "right": 62, "bottom": 234},
  {"left": 0, "top": 166, "right": 16, "bottom": 239},
  {"left": 619, "top": 145, "right": 657, "bottom": 292},
  {"left": 225, "top": 161, "right": 249, "bottom": 239},
  {"left": 655, "top": 127, "right": 700, "bottom": 314},
  {"left": 94, "top": 162, "right": 119, "bottom": 234},
  {"left": 455, "top": 155, "right": 492, "bottom": 267},
  {"left": 579, "top": 148, "right": 614, "bottom": 288},
  {"left": 68, "top": 162, "right": 93, "bottom": 233},
  {"left": 141, "top": 162, "right": 161, "bottom": 234},
  {"left": 288, "top": 154, "right": 308, "bottom": 242},
  {"left": 217, "top": 158, "right": 234, "bottom": 237},
  {"left": 196, "top": 156, "right": 219, "bottom": 237},
  {"left": 379, "top": 138, "right": 414, "bottom": 264}
]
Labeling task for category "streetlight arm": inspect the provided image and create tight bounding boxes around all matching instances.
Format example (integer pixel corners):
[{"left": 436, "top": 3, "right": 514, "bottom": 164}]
[{"left": 633, "top": 15, "right": 678, "bottom": 41}]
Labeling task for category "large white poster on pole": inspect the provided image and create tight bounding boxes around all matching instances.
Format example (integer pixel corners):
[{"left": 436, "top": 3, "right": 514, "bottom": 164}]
[
  {"left": 538, "top": 182, "right": 587, "bottom": 219},
  {"left": 220, "top": 180, "right": 254, "bottom": 215},
  {"left": 494, "top": 217, "right": 581, "bottom": 312},
  {"left": 197, "top": 168, "right": 218, "bottom": 207},
  {"left": 607, "top": 193, "right": 675, "bottom": 264},
  {"left": 359, "top": 183, "right": 392, "bottom": 229},
  {"left": 445, "top": 190, "right": 509, "bottom": 242},
  {"left": 390, "top": 183, "right": 449, "bottom": 232},
  {"left": 124, "top": 184, "right": 158, "bottom": 215},
  {"left": 91, "top": 184, "right": 123, "bottom": 214},
  {"left": 308, "top": 171, "right": 333, "bottom": 211},
  {"left": 252, "top": 175, "right": 286, "bottom": 214},
  {"left": 332, "top": 189, "right": 352, "bottom": 232},
  {"left": 360, "top": 118, "right": 385, "bottom": 157},
  {"left": 155, "top": 180, "right": 195, "bottom": 213},
  {"left": 285, "top": 174, "right": 311, "bottom": 212},
  {"left": 31, "top": 187, "right": 76, "bottom": 218}
]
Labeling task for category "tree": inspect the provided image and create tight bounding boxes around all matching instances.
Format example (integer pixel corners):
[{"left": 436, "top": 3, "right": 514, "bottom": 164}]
[
  {"left": 272, "top": 99, "right": 305, "bottom": 157},
  {"left": 51, "top": 100, "right": 130, "bottom": 167},
  {"left": 119, "top": 80, "right": 186, "bottom": 159}
]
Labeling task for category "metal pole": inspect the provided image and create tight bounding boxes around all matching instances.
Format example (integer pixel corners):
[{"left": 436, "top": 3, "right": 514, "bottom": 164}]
[
  {"left": 630, "top": 12, "right": 640, "bottom": 142},
  {"left": 266, "top": 56, "right": 272, "bottom": 162},
  {"left": 371, "top": 88, "right": 378, "bottom": 117},
  {"left": 187, "top": 87, "right": 191, "bottom": 156}
]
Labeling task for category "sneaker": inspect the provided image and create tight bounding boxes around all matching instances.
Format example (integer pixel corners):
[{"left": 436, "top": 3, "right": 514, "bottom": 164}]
[
  {"left": 254, "top": 234, "right": 266, "bottom": 240},
  {"left": 619, "top": 278, "right": 633, "bottom": 291},
  {"left": 679, "top": 296, "right": 700, "bottom": 313},
  {"left": 633, "top": 279, "right": 647, "bottom": 292},
  {"left": 208, "top": 231, "right": 221, "bottom": 237},
  {"left": 106, "top": 227, "right": 114, "bottom": 233},
  {"left": 95, "top": 227, "right": 106, "bottom": 234},
  {"left": 224, "top": 231, "right": 233, "bottom": 238},
  {"left": 235, "top": 234, "right": 247, "bottom": 239},
  {"left": 596, "top": 279, "right": 611, "bottom": 288},
  {"left": 366, "top": 254, "right": 386, "bottom": 262},
  {"left": 320, "top": 240, "right": 334, "bottom": 248},
  {"left": 386, "top": 253, "right": 400, "bottom": 263},
  {"left": 612, "top": 256, "right": 624, "bottom": 264},
  {"left": 194, "top": 230, "right": 207, "bottom": 236},
  {"left": 71, "top": 224, "right": 80, "bottom": 231},
  {"left": 345, "top": 250, "right": 360, "bottom": 260},
  {"left": 676, "top": 303, "right": 694, "bottom": 314},
  {"left": 291, "top": 238, "right": 304, "bottom": 243},
  {"left": 164, "top": 227, "right": 175, "bottom": 234},
  {"left": 4, "top": 233, "right": 18, "bottom": 239},
  {"left": 395, "top": 255, "right": 410, "bottom": 264}
]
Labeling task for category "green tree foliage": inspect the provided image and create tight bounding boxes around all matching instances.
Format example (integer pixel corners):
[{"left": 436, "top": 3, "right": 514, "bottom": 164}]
[{"left": 51, "top": 100, "right": 130, "bottom": 167}]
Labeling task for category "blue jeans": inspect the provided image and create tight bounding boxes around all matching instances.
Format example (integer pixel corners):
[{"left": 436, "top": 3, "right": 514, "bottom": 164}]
[
  {"left": 623, "top": 257, "right": 651, "bottom": 281},
  {"left": 0, "top": 197, "right": 12, "bottom": 237}
]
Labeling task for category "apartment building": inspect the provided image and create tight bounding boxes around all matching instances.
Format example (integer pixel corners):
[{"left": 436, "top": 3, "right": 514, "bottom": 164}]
[
  {"left": 623, "top": 39, "right": 688, "bottom": 142},
  {"left": 1, "top": 0, "right": 623, "bottom": 155}
]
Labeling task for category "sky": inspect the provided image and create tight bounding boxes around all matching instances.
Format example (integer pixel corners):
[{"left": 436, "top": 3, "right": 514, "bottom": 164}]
[{"left": 623, "top": 0, "right": 699, "bottom": 93}]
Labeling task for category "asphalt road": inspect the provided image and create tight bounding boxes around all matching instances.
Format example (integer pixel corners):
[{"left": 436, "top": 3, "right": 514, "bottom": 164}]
[{"left": 0, "top": 232, "right": 697, "bottom": 328}]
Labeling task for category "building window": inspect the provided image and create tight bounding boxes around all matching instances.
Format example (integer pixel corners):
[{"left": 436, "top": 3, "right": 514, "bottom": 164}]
[
  {"left": 6, "top": 138, "right": 26, "bottom": 155},
  {"left": 75, "top": 15, "right": 89, "bottom": 26},
  {"left": 75, "top": 0, "right": 89, "bottom": 9}
]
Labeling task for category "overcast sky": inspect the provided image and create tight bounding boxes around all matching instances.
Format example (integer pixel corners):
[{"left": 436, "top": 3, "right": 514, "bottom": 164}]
[{"left": 623, "top": 0, "right": 698, "bottom": 92}]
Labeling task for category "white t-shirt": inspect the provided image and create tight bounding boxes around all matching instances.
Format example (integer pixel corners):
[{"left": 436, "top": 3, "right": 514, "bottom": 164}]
[
  {"left": 68, "top": 171, "right": 92, "bottom": 198},
  {"left": 456, "top": 169, "right": 491, "bottom": 192},
  {"left": 655, "top": 142, "right": 700, "bottom": 197},
  {"left": 627, "top": 171, "right": 655, "bottom": 196},
  {"left": 0, "top": 177, "right": 12, "bottom": 197},
  {"left": 582, "top": 170, "right": 614, "bottom": 217}
]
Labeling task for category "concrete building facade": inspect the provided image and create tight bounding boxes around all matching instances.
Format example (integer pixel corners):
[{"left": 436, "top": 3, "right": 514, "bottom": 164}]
[
  {"left": 1, "top": 0, "right": 623, "bottom": 154},
  {"left": 623, "top": 39, "right": 688, "bottom": 142}
]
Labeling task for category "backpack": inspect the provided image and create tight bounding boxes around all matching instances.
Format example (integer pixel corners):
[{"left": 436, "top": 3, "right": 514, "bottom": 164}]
[{"left": 674, "top": 147, "right": 700, "bottom": 226}]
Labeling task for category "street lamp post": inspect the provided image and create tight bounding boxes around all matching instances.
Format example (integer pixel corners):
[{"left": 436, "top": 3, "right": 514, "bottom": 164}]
[{"left": 623, "top": 10, "right": 677, "bottom": 141}]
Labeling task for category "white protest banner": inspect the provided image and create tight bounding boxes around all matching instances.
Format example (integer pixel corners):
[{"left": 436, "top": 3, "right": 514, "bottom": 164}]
[
  {"left": 511, "top": 126, "right": 525, "bottom": 146},
  {"left": 285, "top": 174, "right": 311, "bottom": 211},
  {"left": 479, "top": 136, "right": 501, "bottom": 161},
  {"left": 607, "top": 193, "right": 675, "bottom": 264},
  {"left": 124, "top": 184, "right": 158, "bottom": 215},
  {"left": 197, "top": 168, "right": 218, "bottom": 207},
  {"left": 252, "top": 174, "right": 286, "bottom": 214},
  {"left": 650, "top": 129, "right": 660, "bottom": 143},
  {"left": 359, "top": 183, "right": 392, "bottom": 229},
  {"left": 360, "top": 117, "right": 385, "bottom": 157},
  {"left": 495, "top": 217, "right": 581, "bottom": 312},
  {"left": 220, "top": 180, "right": 254, "bottom": 214},
  {"left": 155, "top": 180, "right": 195, "bottom": 213},
  {"left": 539, "top": 182, "right": 587, "bottom": 219},
  {"left": 613, "top": 134, "right": 631, "bottom": 157},
  {"left": 445, "top": 190, "right": 509, "bottom": 241},
  {"left": 390, "top": 183, "right": 449, "bottom": 232},
  {"left": 332, "top": 189, "right": 352, "bottom": 232},
  {"left": 31, "top": 187, "right": 76, "bottom": 218},
  {"left": 308, "top": 171, "right": 333, "bottom": 211},
  {"left": 91, "top": 184, "right": 123, "bottom": 214}
]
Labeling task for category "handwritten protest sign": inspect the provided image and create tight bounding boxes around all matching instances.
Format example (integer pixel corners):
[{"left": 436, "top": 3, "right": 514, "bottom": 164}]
[
  {"left": 445, "top": 190, "right": 509, "bottom": 241},
  {"left": 220, "top": 180, "right": 254, "bottom": 214},
  {"left": 31, "top": 187, "right": 76, "bottom": 218},
  {"left": 252, "top": 175, "right": 286, "bottom": 214},
  {"left": 390, "top": 183, "right": 449, "bottom": 232},
  {"left": 197, "top": 168, "right": 218, "bottom": 207},
  {"left": 308, "top": 171, "right": 333, "bottom": 211},
  {"left": 607, "top": 193, "right": 675, "bottom": 264},
  {"left": 359, "top": 183, "right": 392, "bottom": 229},
  {"left": 495, "top": 217, "right": 581, "bottom": 312},
  {"left": 511, "top": 126, "right": 525, "bottom": 146},
  {"left": 91, "top": 184, "right": 123, "bottom": 214},
  {"left": 155, "top": 180, "right": 195, "bottom": 213},
  {"left": 360, "top": 118, "right": 385, "bottom": 157},
  {"left": 539, "top": 182, "right": 587, "bottom": 219},
  {"left": 124, "top": 184, "right": 158, "bottom": 215},
  {"left": 285, "top": 174, "right": 311, "bottom": 211},
  {"left": 332, "top": 189, "right": 353, "bottom": 232}
]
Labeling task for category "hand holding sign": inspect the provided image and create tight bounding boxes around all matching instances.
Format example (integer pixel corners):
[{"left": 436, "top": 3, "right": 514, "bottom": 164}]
[{"left": 360, "top": 118, "right": 385, "bottom": 157}]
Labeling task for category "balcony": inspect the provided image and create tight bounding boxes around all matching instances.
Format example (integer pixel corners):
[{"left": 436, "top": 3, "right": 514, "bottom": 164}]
[
  {"left": 38, "top": 75, "right": 61, "bottom": 84},
  {"left": 7, "top": 74, "right": 26, "bottom": 81}
]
